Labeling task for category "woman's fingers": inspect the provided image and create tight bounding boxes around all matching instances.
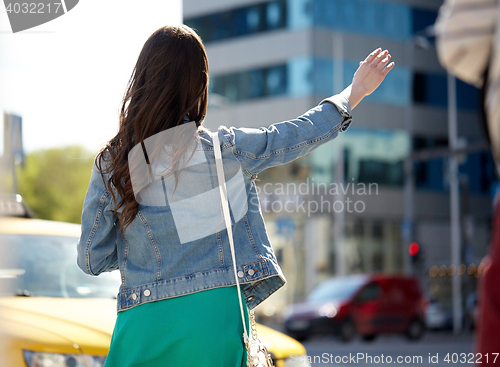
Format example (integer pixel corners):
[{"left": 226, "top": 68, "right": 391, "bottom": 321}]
[
  {"left": 373, "top": 50, "right": 389, "bottom": 66},
  {"left": 364, "top": 48, "right": 382, "bottom": 63},
  {"left": 383, "top": 62, "right": 395, "bottom": 75},
  {"left": 377, "top": 54, "right": 391, "bottom": 70}
]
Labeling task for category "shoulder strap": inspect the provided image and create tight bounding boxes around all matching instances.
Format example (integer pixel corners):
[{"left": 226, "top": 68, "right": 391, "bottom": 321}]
[{"left": 212, "top": 131, "right": 250, "bottom": 345}]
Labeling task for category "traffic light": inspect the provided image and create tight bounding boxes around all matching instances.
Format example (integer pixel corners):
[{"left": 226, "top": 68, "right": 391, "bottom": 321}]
[
  {"left": 409, "top": 242, "right": 420, "bottom": 265},
  {"left": 409, "top": 242, "right": 419, "bottom": 256}
]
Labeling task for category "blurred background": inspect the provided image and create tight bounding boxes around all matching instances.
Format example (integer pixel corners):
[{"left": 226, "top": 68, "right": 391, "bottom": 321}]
[{"left": 0, "top": 0, "right": 493, "bottom": 366}]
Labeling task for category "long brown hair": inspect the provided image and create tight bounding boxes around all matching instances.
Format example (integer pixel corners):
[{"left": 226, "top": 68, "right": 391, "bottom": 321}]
[{"left": 95, "top": 25, "right": 209, "bottom": 231}]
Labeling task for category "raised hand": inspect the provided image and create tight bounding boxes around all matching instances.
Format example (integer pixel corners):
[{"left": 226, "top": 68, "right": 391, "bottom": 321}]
[
  {"left": 341, "top": 48, "right": 394, "bottom": 109},
  {"left": 354, "top": 48, "right": 394, "bottom": 96}
]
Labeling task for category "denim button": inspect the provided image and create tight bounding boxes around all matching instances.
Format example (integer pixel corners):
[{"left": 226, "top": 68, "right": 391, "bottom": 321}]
[
  {"left": 144, "top": 289, "right": 151, "bottom": 297},
  {"left": 340, "top": 119, "right": 352, "bottom": 132},
  {"left": 131, "top": 293, "right": 137, "bottom": 300},
  {"left": 237, "top": 271, "right": 244, "bottom": 278},
  {"left": 248, "top": 269, "right": 255, "bottom": 276}
]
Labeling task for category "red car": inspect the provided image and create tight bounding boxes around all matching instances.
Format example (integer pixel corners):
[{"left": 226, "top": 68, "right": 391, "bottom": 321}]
[{"left": 284, "top": 274, "right": 426, "bottom": 342}]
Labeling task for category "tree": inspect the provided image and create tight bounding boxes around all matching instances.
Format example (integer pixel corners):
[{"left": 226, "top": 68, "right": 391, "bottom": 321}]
[{"left": 16, "top": 146, "right": 96, "bottom": 224}]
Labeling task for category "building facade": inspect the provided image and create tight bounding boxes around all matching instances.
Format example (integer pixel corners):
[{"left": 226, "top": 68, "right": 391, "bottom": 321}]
[{"left": 184, "top": 0, "right": 496, "bottom": 320}]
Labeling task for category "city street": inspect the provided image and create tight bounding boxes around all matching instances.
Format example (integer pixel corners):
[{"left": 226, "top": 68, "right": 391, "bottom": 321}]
[{"left": 299, "top": 332, "right": 476, "bottom": 366}]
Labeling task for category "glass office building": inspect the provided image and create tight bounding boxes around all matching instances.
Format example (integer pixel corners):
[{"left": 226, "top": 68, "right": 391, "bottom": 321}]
[{"left": 184, "top": 0, "right": 496, "bottom": 316}]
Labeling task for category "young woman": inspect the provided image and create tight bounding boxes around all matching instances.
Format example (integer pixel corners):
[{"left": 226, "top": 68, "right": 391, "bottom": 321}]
[{"left": 77, "top": 24, "right": 393, "bottom": 367}]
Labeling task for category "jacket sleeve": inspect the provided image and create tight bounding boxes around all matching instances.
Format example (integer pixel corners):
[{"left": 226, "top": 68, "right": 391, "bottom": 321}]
[
  {"left": 222, "top": 94, "right": 352, "bottom": 176},
  {"left": 435, "top": 0, "right": 498, "bottom": 87},
  {"left": 77, "top": 162, "right": 119, "bottom": 276}
]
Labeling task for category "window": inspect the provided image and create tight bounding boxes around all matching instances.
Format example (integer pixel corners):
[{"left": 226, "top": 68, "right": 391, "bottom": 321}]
[
  {"left": 0, "top": 234, "right": 120, "bottom": 298},
  {"left": 413, "top": 137, "right": 496, "bottom": 194},
  {"left": 310, "top": 127, "right": 410, "bottom": 187},
  {"left": 210, "top": 64, "right": 287, "bottom": 102},
  {"left": 266, "top": 65, "right": 287, "bottom": 95},
  {"left": 266, "top": 1, "right": 285, "bottom": 29},
  {"left": 413, "top": 72, "right": 480, "bottom": 110},
  {"left": 246, "top": 8, "right": 261, "bottom": 32},
  {"left": 459, "top": 151, "right": 496, "bottom": 195},
  {"left": 412, "top": 73, "right": 447, "bottom": 107},
  {"left": 357, "top": 160, "right": 404, "bottom": 186},
  {"left": 185, "top": 0, "right": 286, "bottom": 43},
  {"left": 186, "top": 0, "right": 424, "bottom": 44},
  {"left": 413, "top": 137, "right": 448, "bottom": 191},
  {"left": 355, "top": 283, "right": 381, "bottom": 303},
  {"left": 312, "top": 0, "right": 411, "bottom": 40},
  {"left": 412, "top": 8, "right": 437, "bottom": 35}
]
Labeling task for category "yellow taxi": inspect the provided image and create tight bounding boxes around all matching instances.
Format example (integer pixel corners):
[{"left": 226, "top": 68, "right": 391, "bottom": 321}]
[{"left": 0, "top": 197, "right": 310, "bottom": 367}]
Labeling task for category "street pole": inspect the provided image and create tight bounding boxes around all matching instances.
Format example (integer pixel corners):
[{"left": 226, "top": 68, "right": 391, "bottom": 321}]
[
  {"left": 333, "top": 32, "right": 346, "bottom": 276},
  {"left": 403, "top": 43, "right": 415, "bottom": 276},
  {"left": 448, "top": 72, "right": 462, "bottom": 334}
]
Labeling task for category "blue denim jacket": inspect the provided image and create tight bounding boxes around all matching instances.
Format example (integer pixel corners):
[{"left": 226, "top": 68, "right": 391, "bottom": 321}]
[{"left": 77, "top": 94, "right": 352, "bottom": 312}]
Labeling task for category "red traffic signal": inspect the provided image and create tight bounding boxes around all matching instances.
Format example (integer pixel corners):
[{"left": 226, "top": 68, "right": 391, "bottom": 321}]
[{"left": 409, "top": 242, "right": 420, "bottom": 256}]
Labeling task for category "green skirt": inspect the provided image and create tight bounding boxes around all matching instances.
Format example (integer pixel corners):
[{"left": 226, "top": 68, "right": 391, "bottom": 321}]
[{"left": 104, "top": 286, "right": 250, "bottom": 367}]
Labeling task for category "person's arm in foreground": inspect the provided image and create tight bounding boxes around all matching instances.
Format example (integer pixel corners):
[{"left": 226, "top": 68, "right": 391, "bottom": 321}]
[{"left": 223, "top": 48, "right": 394, "bottom": 176}]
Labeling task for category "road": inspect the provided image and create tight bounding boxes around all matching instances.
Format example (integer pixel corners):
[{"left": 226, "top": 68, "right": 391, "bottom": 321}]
[{"left": 296, "top": 331, "right": 478, "bottom": 366}]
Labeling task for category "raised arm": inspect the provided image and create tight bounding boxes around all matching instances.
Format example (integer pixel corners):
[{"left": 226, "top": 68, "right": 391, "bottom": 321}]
[{"left": 217, "top": 48, "right": 394, "bottom": 176}]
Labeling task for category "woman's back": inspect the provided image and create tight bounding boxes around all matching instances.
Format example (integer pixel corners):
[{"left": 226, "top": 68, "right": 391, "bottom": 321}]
[{"left": 78, "top": 93, "right": 352, "bottom": 312}]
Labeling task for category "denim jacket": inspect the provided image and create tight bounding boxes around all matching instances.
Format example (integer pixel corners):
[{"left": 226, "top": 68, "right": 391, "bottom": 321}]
[{"left": 77, "top": 94, "right": 352, "bottom": 312}]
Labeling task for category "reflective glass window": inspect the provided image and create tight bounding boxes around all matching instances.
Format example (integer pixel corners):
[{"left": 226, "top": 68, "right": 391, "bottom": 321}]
[
  {"left": 247, "top": 7, "right": 261, "bottom": 32},
  {"left": 414, "top": 158, "right": 446, "bottom": 191},
  {"left": 210, "top": 64, "right": 288, "bottom": 102},
  {"left": 309, "top": 127, "right": 410, "bottom": 187},
  {"left": 267, "top": 1, "right": 285, "bottom": 29},
  {"left": 413, "top": 73, "right": 480, "bottom": 110},
  {"left": 459, "top": 151, "right": 496, "bottom": 195},
  {"left": 312, "top": 0, "right": 411, "bottom": 40},
  {"left": 287, "top": 56, "right": 314, "bottom": 97},
  {"left": 185, "top": 1, "right": 286, "bottom": 43},
  {"left": 186, "top": 1, "right": 438, "bottom": 44},
  {"left": 286, "top": 0, "right": 313, "bottom": 29},
  {"left": 414, "top": 136, "right": 495, "bottom": 194},
  {"left": 232, "top": 8, "right": 250, "bottom": 37},
  {"left": 211, "top": 57, "right": 410, "bottom": 106},
  {"left": 413, "top": 137, "right": 447, "bottom": 191},
  {"left": 412, "top": 8, "right": 437, "bottom": 34},
  {"left": 266, "top": 65, "right": 287, "bottom": 96},
  {"left": 457, "top": 80, "right": 480, "bottom": 111}
]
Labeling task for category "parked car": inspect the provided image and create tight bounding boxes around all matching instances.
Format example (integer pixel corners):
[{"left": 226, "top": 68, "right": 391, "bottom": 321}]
[
  {"left": 425, "top": 295, "right": 477, "bottom": 332},
  {"left": 0, "top": 211, "right": 312, "bottom": 366},
  {"left": 284, "top": 274, "right": 426, "bottom": 342},
  {"left": 425, "top": 301, "right": 449, "bottom": 330}
]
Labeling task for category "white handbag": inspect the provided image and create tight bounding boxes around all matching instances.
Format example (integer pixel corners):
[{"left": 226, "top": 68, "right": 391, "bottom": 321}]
[{"left": 212, "top": 131, "right": 275, "bottom": 367}]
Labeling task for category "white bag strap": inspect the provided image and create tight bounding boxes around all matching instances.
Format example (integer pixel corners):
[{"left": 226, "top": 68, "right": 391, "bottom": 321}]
[{"left": 212, "top": 131, "right": 250, "bottom": 345}]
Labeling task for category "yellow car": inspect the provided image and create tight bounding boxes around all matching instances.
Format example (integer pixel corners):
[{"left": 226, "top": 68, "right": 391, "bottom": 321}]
[{"left": 0, "top": 207, "right": 310, "bottom": 366}]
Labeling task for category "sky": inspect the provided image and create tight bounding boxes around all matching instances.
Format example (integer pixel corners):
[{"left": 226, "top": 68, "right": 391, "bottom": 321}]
[{"left": 0, "top": 0, "right": 182, "bottom": 155}]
